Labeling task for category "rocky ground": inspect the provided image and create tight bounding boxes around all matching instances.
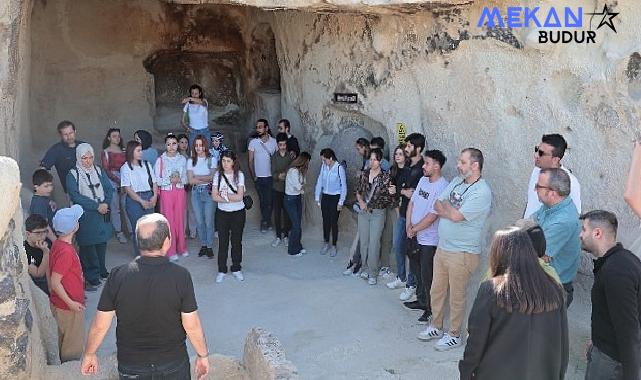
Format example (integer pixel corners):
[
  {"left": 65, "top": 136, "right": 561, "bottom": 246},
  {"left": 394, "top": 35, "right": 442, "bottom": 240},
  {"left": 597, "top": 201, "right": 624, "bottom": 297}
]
[{"left": 84, "top": 200, "right": 590, "bottom": 379}]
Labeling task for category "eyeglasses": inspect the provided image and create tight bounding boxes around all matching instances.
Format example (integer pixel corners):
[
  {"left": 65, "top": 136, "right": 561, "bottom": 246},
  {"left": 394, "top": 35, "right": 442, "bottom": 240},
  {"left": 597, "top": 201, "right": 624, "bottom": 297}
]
[
  {"left": 27, "top": 229, "right": 48, "bottom": 235},
  {"left": 534, "top": 146, "right": 553, "bottom": 157},
  {"left": 534, "top": 183, "right": 551, "bottom": 191}
]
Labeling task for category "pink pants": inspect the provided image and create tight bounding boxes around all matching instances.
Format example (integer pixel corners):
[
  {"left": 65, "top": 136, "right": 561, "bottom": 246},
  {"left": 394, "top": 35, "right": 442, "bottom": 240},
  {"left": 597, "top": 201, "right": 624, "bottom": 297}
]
[{"left": 160, "top": 187, "right": 187, "bottom": 257}]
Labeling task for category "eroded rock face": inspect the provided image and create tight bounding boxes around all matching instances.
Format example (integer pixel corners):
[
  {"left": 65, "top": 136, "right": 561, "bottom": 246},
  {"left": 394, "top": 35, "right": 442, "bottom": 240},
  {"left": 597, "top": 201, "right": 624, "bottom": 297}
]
[{"left": 0, "top": 159, "right": 46, "bottom": 379}]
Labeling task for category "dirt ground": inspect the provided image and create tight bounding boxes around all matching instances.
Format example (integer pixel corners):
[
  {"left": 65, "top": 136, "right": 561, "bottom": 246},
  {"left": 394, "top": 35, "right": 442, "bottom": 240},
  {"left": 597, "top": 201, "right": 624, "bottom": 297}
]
[{"left": 85, "top": 200, "right": 590, "bottom": 380}]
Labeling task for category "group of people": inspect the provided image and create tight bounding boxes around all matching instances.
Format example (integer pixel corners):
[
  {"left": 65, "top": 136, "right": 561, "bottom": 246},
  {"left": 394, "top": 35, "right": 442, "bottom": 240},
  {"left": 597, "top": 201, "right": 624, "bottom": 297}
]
[
  {"left": 21, "top": 82, "right": 641, "bottom": 378},
  {"left": 330, "top": 132, "right": 641, "bottom": 380}
]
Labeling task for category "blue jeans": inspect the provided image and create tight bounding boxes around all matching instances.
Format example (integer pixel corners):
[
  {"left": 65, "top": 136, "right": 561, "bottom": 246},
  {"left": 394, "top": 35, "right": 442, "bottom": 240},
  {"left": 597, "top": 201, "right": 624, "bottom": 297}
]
[
  {"left": 79, "top": 242, "right": 106, "bottom": 285},
  {"left": 188, "top": 128, "right": 211, "bottom": 150},
  {"left": 283, "top": 194, "right": 302, "bottom": 255},
  {"left": 393, "top": 216, "right": 415, "bottom": 285},
  {"left": 118, "top": 356, "right": 190, "bottom": 380},
  {"left": 125, "top": 191, "right": 154, "bottom": 256},
  {"left": 191, "top": 184, "right": 215, "bottom": 248},
  {"left": 254, "top": 176, "right": 273, "bottom": 226}
]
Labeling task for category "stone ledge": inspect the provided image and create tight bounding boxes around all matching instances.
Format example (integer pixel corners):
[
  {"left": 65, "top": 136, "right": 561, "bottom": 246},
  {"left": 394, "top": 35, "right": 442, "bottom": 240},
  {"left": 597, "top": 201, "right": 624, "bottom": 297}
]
[{"left": 243, "top": 327, "right": 300, "bottom": 380}]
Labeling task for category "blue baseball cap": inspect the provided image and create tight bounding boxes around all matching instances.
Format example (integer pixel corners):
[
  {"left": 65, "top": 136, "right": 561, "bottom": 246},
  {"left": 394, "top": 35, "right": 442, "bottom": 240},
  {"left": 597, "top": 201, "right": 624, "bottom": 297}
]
[{"left": 52, "top": 205, "right": 84, "bottom": 236}]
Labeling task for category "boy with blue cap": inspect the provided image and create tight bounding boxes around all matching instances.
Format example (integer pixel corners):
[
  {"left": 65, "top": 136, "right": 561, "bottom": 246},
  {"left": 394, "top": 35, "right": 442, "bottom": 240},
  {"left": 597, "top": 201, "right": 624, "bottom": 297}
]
[{"left": 48, "top": 204, "right": 86, "bottom": 362}]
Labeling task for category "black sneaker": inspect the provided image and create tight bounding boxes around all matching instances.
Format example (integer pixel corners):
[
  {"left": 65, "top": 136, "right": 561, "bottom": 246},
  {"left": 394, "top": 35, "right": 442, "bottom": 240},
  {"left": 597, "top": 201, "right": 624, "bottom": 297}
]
[
  {"left": 85, "top": 282, "right": 99, "bottom": 292},
  {"left": 403, "top": 301, "right": 426, "bottom": 311},
  {"left": 418, "top": 311, "right": 432, "bottom": 325},
  {"left": 206, "top": 248, "right": 214, "bottom": 259},
  {"left": 100, "top": 272, "right": 109, "bottom": 279},
  {"left": 198, "top": 246, "right": 207, "bottom": 257}
]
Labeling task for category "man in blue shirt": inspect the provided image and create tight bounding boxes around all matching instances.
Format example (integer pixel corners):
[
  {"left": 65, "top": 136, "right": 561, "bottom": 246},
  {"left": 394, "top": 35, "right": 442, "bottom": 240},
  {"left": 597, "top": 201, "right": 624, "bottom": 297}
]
[
  {"left": 532, "top": 167, "right": 581, "bottom": 307},
  {"left": 40, "top": 121, "right": 84, "bottom": 194}
]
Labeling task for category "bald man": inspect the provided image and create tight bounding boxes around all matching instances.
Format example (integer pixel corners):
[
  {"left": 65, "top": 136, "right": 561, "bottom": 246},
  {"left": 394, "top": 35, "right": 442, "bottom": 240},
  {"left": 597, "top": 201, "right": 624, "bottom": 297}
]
[{"left": 81, "top": 214, "right": 209, "bottom": 379}]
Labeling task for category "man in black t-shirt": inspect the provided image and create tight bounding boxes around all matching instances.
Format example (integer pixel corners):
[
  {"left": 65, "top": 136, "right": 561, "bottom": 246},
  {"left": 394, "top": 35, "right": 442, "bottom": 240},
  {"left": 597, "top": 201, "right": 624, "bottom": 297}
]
[
  {"left": 24, "top": 214, "right": 51, "bottom": 295},
  {"left": 81, "top": 214, "right": 209, "bottom": 379}
]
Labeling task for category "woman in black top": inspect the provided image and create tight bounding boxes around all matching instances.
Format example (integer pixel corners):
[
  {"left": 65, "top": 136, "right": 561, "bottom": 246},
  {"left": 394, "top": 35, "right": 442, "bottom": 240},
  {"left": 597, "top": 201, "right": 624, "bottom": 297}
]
[
  {"left": 459, "top": 226, "right": 568, "bottom": 380},
  {"left": 386, "top": 145, "right": 410, "bottom": 289}
]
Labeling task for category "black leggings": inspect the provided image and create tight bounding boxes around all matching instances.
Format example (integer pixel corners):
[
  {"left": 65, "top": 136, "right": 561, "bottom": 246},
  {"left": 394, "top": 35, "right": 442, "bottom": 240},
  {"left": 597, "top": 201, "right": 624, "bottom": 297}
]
[{"left": 321, "top": 194, "right": 340, "bottom": 246}]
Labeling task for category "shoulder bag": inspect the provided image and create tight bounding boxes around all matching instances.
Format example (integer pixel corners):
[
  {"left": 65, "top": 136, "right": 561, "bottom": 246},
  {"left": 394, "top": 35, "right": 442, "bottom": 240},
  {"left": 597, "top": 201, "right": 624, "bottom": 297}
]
[{"left": 218, "top": 172, "right": 253, "bottom": 210}]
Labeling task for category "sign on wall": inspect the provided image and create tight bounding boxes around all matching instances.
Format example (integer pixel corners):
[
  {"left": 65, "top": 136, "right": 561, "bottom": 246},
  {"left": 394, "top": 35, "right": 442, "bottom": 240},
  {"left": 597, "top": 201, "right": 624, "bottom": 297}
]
[
  {"left": 334, "top": 93, "right": 358, "bottom": 104},
  {"left": 396, "top": 123, "right": 407, "bottom": 143}
]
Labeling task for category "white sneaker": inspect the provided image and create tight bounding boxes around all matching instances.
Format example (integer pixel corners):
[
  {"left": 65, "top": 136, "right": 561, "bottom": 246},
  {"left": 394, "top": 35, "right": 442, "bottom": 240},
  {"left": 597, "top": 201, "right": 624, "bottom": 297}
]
[
  {"left": 320, "top": 243, "right": 329, "bottom": 255},
  {"left": 169, "top": 255, "right": 179, "bottom": 262},
  {"left": 359, "top": 271, "right": 369, "bottom": 280},
  {"left": 386, "top": 277, "right": 406, "bottom": 289},
  {"left": 435, "top": 333, "right": 462, "bottom": 351},
  {"left": 216, "top": 272, "right": 225, "bottom": 283},
  {"left": 271, "top": 238, "right": 282, "bottom": 247},
  {"left": 400, "top": 286, "right": 416, "bottom": 301},
  {"left": 328, "top": 246, "right": 337, "bottom": 257},
  {"left": 299, "top": 249, "right": 306, "bottom": 254},
  {"left": 417, "top": 325, "right": 443, "bottom": 341},
  {"left": 116, "top": 232, "right": 128, "bottom": 244},
  {"left": 367, "top": 277, "right": 377, "bottom": 285},
  {"left": 232, "top": 271, "right": 244, "bottom": 281},
  {"left": 283, "top": 237, "right": 289, "bottom": 247},
  {"left": 378, "top": 267, "right": 392, "bottom": 278},
  {"left": 179, "top": 251, "right": 189, "bottom": 257}
]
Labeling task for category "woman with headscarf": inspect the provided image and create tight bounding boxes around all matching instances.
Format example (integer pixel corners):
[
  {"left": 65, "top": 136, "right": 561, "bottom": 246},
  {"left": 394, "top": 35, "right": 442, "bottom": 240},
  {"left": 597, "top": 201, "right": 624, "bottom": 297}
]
[
  {"left": 66, "top": 143, "right": 114, "bottom": 292},
  {"left": 209, "top": 131, "right": 228, "bottom": 163},
  {"left": 134, "top": 129, "right": 158, "bottom": 166}
]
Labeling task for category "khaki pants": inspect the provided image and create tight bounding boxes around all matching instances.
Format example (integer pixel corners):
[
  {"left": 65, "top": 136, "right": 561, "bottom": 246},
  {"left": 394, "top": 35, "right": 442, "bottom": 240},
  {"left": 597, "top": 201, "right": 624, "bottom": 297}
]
[
  {"left": 358, "top": 209, "right": 386, "bottom": 278},
  {"left": 51, "top": 304, "right": 85, "bottom": 363},
  {"left": 430, "top": 248, "right": 480, "bottom": 337}
]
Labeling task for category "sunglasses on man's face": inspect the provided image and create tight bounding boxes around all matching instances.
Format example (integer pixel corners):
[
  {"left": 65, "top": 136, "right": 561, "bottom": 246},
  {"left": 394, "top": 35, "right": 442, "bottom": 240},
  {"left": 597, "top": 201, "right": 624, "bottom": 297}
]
[{"left": 534, "top": 146, "right": 553, "bottom": 157}]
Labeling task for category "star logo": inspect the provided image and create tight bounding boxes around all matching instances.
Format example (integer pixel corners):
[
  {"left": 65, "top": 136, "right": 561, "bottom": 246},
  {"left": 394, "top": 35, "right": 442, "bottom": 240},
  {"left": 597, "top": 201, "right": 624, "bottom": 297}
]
[{"left": 586, "top": 5, "right": 619, "bottom": 33}]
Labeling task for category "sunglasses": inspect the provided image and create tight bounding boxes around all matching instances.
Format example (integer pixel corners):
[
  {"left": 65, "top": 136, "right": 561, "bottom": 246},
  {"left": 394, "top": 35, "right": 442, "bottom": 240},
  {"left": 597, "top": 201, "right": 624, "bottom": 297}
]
[{"left": 534, "top": 146, "right": 553, "bottom": 157}]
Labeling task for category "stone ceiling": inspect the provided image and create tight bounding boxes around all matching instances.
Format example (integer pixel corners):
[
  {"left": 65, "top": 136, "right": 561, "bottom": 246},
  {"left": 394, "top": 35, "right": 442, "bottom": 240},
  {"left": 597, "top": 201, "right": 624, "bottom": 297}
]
[{"left": 165, "top": 0, "right": 473, "bottom": 14}]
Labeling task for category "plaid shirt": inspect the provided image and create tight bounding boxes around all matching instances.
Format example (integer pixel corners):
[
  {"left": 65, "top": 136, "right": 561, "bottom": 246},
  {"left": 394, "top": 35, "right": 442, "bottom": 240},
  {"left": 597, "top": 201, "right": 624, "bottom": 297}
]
[{"left": 356, "top": 169, "right": 397, "bottom": 210}]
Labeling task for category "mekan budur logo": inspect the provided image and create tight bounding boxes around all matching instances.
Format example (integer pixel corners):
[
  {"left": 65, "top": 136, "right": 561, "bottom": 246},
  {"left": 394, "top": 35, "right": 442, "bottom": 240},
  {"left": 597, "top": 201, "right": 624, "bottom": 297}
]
[{"left": 477, "top": 4, "right": 619, "bottom": 44}]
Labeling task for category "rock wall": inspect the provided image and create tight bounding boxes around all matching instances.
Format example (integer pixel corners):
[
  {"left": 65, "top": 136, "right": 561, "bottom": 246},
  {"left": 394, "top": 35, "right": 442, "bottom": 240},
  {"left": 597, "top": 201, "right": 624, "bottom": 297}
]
[
  {"left": 0, "top": 158, "right": 46, "bottom": 379},
  {"left": 27, "top": 0, "right": 281, "bottom": 186},
  {"left": 266, "top": 1, "right": 641, "bottom": 249},
  {"left": 0, "top": 0, "right": 31, "bottom": 161}
]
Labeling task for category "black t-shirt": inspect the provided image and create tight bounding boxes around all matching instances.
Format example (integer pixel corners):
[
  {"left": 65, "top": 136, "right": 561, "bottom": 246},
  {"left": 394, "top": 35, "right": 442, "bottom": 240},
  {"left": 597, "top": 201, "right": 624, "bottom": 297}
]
[
  {"left": 400, "top": 158, "right": 424, "bottom": 216},
  {"left": 23, "top": 239, "right": 52, "bottom": 267},
  {"left": 98, "top": 255, "right": 198, "bottom": 365}
]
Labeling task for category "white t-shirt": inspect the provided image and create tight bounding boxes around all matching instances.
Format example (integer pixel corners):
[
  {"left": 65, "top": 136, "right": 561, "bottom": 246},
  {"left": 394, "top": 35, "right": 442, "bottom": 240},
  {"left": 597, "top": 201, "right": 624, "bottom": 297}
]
[
  {"left": 524, "top": 166, "right": 581, "bottom": 218},
  {"left": 213, "top": 171, "right": 246, "bottom": 212},
  {"left": 187, "top": 156, "right": 217, "bottom": 177},
  {"left": 120, "top": 161, "right": 155, "bottom": 193},
  {"left": 410, "top": 176, "right": 449, "bottom": 246},
  {"left": 183, "top": 102, "right": 208, "bottom": 130},
  {"left": 248, "top": 137, "right": 277, "bottom": 177}
]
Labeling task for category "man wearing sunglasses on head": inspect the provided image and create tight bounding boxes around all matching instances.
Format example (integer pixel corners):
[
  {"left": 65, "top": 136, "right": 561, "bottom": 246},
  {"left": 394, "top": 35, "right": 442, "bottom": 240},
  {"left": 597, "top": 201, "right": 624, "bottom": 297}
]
[{"left": 524, "top": 134, "right": 581, "bottom": 218}]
